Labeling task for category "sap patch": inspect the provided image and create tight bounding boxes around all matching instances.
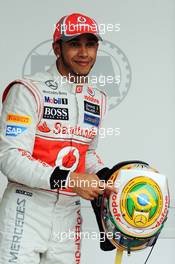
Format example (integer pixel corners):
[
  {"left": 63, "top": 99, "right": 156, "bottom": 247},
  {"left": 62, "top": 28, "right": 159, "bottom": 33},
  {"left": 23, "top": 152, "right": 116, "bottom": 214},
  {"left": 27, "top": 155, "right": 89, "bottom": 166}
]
[
  {"left": 84, "top": 113, "right": 100, "bottom": 127},
  {"left": 6, "top": 125, "right": 27, "bottom": 137}
]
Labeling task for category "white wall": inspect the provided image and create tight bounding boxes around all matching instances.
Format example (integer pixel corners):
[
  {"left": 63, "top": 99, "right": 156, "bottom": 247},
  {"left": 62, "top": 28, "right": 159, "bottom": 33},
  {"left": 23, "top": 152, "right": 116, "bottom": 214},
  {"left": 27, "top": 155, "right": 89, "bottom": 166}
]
[{"left": 0, "top": 0, "right": 174, "bottom": 263}]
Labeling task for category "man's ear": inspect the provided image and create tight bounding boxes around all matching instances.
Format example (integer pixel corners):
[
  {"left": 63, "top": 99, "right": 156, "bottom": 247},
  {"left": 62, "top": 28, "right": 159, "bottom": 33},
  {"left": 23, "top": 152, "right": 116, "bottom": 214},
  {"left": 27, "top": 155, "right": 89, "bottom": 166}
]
[{"left": 52, "top": 42, "right": 61, "bottom": 57}]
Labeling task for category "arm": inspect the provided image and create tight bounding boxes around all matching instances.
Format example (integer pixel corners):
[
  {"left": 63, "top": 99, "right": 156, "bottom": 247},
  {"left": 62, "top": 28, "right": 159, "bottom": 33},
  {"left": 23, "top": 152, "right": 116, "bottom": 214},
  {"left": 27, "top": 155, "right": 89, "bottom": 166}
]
[
  {"left": 87, "top": 137, "right": 116, "bottom": 251},
  {"left": 0, "top": 83, "right": 69, "bottom": 190},
  {"left": 84, "top": 94, "right": 116, "bottom": 250},
  {"left": 85, "top": 135, "right": 105, "bottom": 174},
  {"left": 85, "top": 90, "right": 108, "bottom": 175}
]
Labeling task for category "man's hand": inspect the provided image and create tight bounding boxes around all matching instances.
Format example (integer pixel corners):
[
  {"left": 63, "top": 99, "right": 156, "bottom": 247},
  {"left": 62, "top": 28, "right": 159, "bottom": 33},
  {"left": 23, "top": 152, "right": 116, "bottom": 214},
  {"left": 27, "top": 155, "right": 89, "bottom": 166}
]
[{"left": 68, "top": 172, "right": 117, "bottom": 200}]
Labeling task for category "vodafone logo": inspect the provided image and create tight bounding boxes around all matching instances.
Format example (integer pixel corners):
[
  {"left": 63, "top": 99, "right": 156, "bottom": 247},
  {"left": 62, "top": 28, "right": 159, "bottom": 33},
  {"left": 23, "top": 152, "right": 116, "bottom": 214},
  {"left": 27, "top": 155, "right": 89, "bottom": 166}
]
[
  {"left": 56, "top": 146, "right": 80, "bottom": 170},
  {"left": 76, "top": 85, "right": 83, "bottom": 93},
  {"left": 84, "top": 95, "right": 99, "bottom": 104},
  {"left": 111, "top": 194, "right": 121, "bottom": 222},
  {"left": 77, "top": 16, "right": 86, "bottom": 23}
]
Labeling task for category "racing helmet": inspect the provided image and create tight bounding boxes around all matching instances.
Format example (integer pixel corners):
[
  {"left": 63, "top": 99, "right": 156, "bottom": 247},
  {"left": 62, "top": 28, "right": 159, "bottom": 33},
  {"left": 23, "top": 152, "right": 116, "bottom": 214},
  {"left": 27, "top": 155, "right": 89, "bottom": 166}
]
[{"left": 101, "top": 161, "right": 169, "bottom": 252}]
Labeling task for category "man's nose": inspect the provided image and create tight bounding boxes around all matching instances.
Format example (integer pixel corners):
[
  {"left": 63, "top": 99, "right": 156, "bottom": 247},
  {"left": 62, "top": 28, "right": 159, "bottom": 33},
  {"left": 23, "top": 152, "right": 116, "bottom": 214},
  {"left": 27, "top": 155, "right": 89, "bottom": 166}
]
[{"left": 78, "top": 45, "right": 88, "bottom": 57}]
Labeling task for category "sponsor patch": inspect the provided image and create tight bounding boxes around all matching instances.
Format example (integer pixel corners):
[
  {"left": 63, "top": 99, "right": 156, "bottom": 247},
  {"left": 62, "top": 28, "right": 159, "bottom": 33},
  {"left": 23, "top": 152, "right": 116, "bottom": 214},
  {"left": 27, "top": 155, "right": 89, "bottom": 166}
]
[
  {"left": 45, "top": 80, "right": 58, "bottom": 90},
  {"left": 84, "top": 101, "right": 100, "bottom": 115},
  {"left": 18, "top": 149, "right": 49, "bottom": 167},
  {"left": 43, "top": 106, "right": 69, "bottom": 120},
  {"left": 37, "top": 121, "right": 51, "bottom": 133},
  {"left": 84, "top": 95, "right": 100, "bottom": 104},
  {"left": 43, "top": 90, "right": 67, "bottom": 95},
  {"left": 6, "top": 125, "right": 27, "bottom": 136},
  {"left": 16, "top": 189, "right": 33, "bottom": 197},
  {"left": 53, "top": 123, "right": 97, "bottom": 139},
  {"left": 76, "top": 85, "right": 83, "bottom": 93},
  {"left": 75, "top": 200, "right": 81, "bottom": 205},
  {"left": 84, "top": 113, "right": 100, "bottom": 127},
  {"left": 44, "top": 96, "right": 68, "bottom": 105},
  {"left": 7, "top": 114, "right": 31, "bottom": 125},
  {"left": 87, "top": 86, "right": 95, "bottom": 96},
  {"left": 8, "top": 198, "right": 26, "bottom": 262}
]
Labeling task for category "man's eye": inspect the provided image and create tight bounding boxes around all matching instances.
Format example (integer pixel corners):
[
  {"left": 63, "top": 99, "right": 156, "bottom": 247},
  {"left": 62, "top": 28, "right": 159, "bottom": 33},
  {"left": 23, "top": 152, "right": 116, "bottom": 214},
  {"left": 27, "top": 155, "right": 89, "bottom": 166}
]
[
  {"left": 70, "top": 42, "right": 80, "bottom": 47},
  {"left": 86, "top": 42, "right": 97, "bottom": 47}
]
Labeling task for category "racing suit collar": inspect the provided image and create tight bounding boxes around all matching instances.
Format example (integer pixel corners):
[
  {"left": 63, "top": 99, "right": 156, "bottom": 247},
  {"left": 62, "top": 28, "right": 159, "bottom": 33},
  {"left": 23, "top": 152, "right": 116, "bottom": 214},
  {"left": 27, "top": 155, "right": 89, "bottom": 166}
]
[
  {"left": 48, "top": 63, "right": 100, "bottom": 92},
  {"left": 47, "top": 63, "right": 97, "bottom": 94},
  {"left": 47, "top": 63, "right": 75, "bottom": 93}
]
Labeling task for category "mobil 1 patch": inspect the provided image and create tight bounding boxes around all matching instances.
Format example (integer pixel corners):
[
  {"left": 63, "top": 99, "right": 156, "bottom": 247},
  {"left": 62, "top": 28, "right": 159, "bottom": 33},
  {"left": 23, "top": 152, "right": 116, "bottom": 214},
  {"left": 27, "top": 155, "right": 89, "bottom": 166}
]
[{"left": 84, "top": 101, "right": 100, "bottom": 115}]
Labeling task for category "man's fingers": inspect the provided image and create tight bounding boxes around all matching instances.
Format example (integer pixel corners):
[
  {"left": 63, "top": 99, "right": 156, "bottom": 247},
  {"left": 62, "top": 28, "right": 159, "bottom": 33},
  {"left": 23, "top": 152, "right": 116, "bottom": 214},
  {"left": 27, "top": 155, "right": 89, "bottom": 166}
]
[
  {"left": 104, "top": 184, "right": 118, "bottom": 194},
  {"left": 78, "top": 192, "right": 94, "bottom": 201},
  {"left": 84, "top": 193, "right": 97, "bottom": 201},
  {"left": 76, "top": 188, "right": 101, "bottom": 200},
  {"left": 97, "top": 189, "right": 104, "bottom": 195},
  {"left": 93, "top": 187, "right": 104, "bottom": 195}
]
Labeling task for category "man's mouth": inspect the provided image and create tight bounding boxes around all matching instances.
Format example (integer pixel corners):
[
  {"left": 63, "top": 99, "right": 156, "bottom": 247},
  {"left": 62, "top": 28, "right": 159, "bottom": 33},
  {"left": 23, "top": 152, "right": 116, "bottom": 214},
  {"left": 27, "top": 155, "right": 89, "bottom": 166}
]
[{"left": 74, "top": 61, "right": 90, "bottom": 66}]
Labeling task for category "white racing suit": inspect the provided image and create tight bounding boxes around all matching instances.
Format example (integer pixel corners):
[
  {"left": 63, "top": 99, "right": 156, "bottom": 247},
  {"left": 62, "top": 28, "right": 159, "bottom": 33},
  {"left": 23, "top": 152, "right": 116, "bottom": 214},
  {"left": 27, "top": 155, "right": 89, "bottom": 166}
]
[{"left": 0, "top": 64, "right": 107, "bottom": 264}]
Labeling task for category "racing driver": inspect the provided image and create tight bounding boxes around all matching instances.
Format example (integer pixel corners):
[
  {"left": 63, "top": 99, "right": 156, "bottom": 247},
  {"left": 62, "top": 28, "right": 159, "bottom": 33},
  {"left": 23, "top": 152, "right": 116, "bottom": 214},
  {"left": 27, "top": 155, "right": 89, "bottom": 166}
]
[{"left": 0, "top": 13, "right": 116, "bottom": 263}]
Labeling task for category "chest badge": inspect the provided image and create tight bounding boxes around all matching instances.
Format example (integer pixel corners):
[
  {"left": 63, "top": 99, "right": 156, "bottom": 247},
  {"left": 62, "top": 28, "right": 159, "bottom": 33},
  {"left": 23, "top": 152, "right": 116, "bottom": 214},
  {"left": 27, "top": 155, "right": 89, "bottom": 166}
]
[
  {"left": 56, "top": 146, "right": 80, "bottom": 171},
  {"left": 45, "top": 80, "right": 58, "bottom": 90},
  {"left": 76, "top": 85, "right": 83, "bottom": 93},
  {"left": 87, "top": 86, "right": 95, "bottom": 97}
]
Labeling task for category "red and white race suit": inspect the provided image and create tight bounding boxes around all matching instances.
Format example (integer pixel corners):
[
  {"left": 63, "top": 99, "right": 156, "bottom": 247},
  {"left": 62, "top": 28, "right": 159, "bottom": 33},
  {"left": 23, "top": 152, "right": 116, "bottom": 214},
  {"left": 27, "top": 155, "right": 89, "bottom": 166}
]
[{"left": 0, "top": 63, "right": 107, "bottom": 263}]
